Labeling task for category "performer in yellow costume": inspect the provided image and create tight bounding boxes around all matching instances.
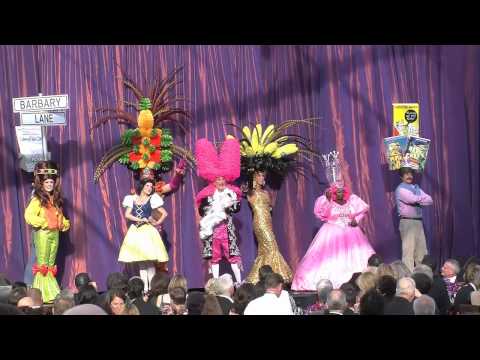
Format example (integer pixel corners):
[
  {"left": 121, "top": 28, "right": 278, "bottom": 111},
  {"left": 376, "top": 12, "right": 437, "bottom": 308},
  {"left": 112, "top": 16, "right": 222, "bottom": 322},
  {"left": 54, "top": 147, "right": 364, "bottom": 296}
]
[
  {"left": 24, "top": 161, "right": 70, "bottom": 303},
  {"left": 118, "top": 177, "right": 169, "bottom": 292},
  {"left": 91, "top": 69, "right": 193, "bottom": 291}
]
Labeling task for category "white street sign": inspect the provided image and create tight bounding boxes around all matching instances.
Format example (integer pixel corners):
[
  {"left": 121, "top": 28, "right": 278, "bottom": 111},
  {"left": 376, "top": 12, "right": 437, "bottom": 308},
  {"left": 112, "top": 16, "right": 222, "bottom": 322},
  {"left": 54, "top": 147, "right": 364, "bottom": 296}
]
[
  {"left": 15, "top": 126, "right": 44, "bottom": 155},
  {"left": 20, "top": 112, "right": 66, "bottom": 126},
  {"left": 12, "top": 94, "right": 69, "bottom": 113}
]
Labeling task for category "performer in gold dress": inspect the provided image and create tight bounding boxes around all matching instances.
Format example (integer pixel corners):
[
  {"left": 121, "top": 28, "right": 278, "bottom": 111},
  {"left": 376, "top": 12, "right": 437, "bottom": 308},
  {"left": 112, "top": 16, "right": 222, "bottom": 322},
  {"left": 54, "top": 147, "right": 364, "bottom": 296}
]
[
  {"left": 246, "top": 171, "right": 292, "bottom": 283},
  {"left": 234, "top": 120, "right": 319, "bottom": 284}
]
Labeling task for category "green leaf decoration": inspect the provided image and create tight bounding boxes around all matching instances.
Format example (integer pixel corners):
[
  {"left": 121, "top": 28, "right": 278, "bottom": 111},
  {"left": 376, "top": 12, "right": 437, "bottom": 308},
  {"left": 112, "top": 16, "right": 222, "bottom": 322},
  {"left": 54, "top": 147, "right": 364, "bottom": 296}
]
[
  {"left": 161, "top": 133, "right": 173, "bottom": 147},
  {"left": 139, "top": 97, "right": 152, "bottom": 110},
  {"left": 149, "top": 145, "right": 156, "bottom": 153},
  {"left": 151, "top": 128, "right": 158, "bottom": 137},
  {"left": 161, "top": 128, "right": 173, "bottom": 146},
  {"left": 118, "top": 153, "right": 130, "bottom": 165},
  {"left": 121, "top": 129, "right": 136, "bottom": 146},
  {"left": 133, "top": 145, "right": 140, "bottom": 154},
  {"left": 143, "top": 138, "right": 150, "bottom": 146},
  {"left": 161, "top": 149, "right": 173, "bottom": 162},
  {"left": 142, "top": 153, "right": 150, "bottom": 161}
]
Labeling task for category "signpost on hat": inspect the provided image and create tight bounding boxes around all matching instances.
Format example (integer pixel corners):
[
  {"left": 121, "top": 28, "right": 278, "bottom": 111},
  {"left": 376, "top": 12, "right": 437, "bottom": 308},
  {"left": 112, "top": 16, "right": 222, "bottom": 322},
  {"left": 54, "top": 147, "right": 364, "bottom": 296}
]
[{"left": 13, "top": 93, "right": 69, "bottom": 172}]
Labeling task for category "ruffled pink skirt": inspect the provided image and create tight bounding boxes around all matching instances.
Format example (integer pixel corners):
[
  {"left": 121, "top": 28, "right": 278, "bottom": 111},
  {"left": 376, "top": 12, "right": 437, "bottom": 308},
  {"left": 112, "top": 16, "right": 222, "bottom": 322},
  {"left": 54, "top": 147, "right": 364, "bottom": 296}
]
[{"left": 292, "top": 223, "right": 375, "bottom": 290}]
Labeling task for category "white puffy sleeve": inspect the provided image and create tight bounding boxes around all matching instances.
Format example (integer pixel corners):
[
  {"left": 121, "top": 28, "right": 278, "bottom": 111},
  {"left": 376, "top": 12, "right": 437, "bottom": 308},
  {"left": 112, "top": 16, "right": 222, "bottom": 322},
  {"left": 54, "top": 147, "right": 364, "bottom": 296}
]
[
  {"left": 122, "top": 195, "right": 135, "bottom": 208},
  {"left": 150, "top": 193, "right": 164, "bottom": 209}
]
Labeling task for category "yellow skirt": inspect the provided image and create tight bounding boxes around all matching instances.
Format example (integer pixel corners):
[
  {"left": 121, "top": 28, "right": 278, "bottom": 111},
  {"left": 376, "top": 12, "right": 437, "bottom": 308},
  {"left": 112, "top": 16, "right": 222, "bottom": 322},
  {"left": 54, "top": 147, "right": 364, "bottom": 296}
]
[{"left": 118, "top": 224, "right": 169, "bottom": 263}]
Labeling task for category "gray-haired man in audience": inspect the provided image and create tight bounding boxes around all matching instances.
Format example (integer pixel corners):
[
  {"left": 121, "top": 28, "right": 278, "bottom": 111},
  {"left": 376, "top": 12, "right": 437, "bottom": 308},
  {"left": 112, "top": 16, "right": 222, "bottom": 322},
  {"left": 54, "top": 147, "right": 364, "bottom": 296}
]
[
  {"left": 384, "top": 277, "right": 416, "bottom": 315},
  {"left": 413, "top": 264, "right": 434, "bottom": 281},
  {"left": 325, "top": 290, "right": 347, "bottom": 315},
  {"left": 216, "top": 274, "right": 235, "bottom": 315},
  {"left": 441, "top": 259, "right": 462, "bottom": 303},
  {"left": 413, "top": 294, "right": 436, "bottom": 315},
  {"left": 53, "top": 289, "right": 75, "bottom": 315},
  {"left": 307, "top": 279, "right": 333, "bottom": 314}
]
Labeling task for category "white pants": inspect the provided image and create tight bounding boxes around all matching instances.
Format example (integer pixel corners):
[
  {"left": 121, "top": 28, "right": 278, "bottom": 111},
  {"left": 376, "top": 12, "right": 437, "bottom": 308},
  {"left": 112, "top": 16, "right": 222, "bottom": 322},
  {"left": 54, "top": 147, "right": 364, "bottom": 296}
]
[{"left": 399, "top": 219, "right": 428, "bottom": 272}]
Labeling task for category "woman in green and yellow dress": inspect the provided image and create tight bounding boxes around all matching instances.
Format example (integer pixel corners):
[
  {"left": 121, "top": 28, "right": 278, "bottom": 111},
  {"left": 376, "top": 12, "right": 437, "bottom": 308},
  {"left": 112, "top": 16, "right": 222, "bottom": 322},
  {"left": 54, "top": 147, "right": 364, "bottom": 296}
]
[{"left": 24, "top": 161, "right": 70, "bottom": 303}]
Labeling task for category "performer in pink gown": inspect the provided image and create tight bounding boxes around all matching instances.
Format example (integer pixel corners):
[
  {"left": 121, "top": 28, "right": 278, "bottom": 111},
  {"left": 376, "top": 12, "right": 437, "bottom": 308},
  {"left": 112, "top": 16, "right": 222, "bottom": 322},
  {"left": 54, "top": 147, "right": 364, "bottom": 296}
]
[{"left": 292, "top": 151, "right": 375, "bottom": 290}]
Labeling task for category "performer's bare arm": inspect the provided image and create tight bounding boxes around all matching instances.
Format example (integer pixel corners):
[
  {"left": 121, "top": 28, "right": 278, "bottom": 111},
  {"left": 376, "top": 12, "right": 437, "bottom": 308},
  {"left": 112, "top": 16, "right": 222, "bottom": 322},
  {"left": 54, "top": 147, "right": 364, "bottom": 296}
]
[
  {"left": 159, "top": 183, "right": 172, "bottom": 194},
  {"left": 158, "top": 164, "right": 186, "bottom": 195},
  {"left": 150, "top": 207, "right": 168, "bottom": 226},
  {"left": 196, "top": 207, "right": 201, "bottom": 224},
  {"left": 325, "top": 188, "right": 332, "bottom": 201}
]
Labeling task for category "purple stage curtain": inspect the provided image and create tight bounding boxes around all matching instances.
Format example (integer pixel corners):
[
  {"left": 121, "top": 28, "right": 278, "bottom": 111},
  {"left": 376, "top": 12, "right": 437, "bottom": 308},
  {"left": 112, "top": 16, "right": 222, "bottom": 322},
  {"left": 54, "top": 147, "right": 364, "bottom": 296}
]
[{"left": 0, "top": 45, "right": 479, "bottom": 290}]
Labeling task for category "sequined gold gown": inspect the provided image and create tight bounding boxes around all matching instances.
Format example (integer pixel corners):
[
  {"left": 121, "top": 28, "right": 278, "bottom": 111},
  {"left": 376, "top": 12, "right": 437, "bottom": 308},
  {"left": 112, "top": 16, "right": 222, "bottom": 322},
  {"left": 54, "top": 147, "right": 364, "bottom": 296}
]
[{"left": 246, "top": 190, "right": 293, "bottom": 283}]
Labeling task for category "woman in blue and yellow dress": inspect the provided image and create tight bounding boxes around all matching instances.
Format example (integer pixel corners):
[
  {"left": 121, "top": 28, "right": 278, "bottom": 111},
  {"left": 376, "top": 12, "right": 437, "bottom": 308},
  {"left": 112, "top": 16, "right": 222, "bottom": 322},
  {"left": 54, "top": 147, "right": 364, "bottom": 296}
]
[
  {"left": 119, "top": 178, "right": 168, "bottom": 292},
  {"left": 24, "top": 161, "right": 70, "bottom": 303}
]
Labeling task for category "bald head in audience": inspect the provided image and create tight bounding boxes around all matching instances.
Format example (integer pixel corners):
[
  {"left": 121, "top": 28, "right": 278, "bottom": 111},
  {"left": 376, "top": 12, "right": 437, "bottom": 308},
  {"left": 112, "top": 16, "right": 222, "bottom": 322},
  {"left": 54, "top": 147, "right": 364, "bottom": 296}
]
[
  {"left": 17, "top": 296, "right": 34, "bottom": 308},
  {"left": 27, "top": 288, "right": 43, "bottom": 307},
  {"left": 413, "top": 295, "right": 436, "bottom": 315},
  {"left": 396, "top": 277, "right": 416, "bottom": 302},
  {"left": 316, "top": 279, "right": 333, "bottom": 305},
  {"left": 326, "top": 289, "right": 347, "bottom": 313},
  {"left": 53, "top": 290, "right": 75, "bottom": 315}
]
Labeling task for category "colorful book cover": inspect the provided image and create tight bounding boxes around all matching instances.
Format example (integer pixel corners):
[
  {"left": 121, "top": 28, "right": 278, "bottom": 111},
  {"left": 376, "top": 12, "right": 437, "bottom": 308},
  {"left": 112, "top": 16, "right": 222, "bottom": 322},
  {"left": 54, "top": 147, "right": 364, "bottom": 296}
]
[
  {"left": 384, "top": 136, "right": 409, "bottom": 170},
  {"left": 393, "top": 103, "right": 419, "bottom": 137},
  {"left": 403, "top": 136, "right": 431, "bottom": 172}
]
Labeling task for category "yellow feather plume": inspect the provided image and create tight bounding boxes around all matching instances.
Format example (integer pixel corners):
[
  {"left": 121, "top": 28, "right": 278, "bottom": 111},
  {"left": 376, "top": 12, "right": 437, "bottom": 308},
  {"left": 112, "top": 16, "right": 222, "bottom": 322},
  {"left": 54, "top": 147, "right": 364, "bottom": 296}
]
[
  {"left": 251, "top": 124, "right": 261, "bottom": 153},
  {"left": 261, "top": 124, "right": 275, "bottom": 144},
  {"left": 263, "top": 142, "right": 279, "bottom": 154},
  {"left": 272, "top": 143, "right": 298, "bottom": 158},
  {"left": 242, "top": 126, "right": 252, "bottom": 142}
]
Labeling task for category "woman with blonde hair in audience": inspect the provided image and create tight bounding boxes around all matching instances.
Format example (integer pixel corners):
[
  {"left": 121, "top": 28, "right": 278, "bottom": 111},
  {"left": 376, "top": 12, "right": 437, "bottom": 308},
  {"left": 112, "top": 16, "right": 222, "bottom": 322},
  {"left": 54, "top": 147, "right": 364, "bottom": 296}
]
[
  {"left": 353, "top": 272, "right": 377, "bottom": 312},
  {"left": 205, "top": 278, "right": 221, "bottom": 295},
  {"left": 204, "top": 278, "right": 215, "bottom": 294},
  {"left": 356, "top": 272, "right": 377, "bottom": 298},
  {"left": 168, "top": 287, "right": 188, "bottom": 315},
  {"left": 168, "top": 274, "right": 188, "bottom": 294}
]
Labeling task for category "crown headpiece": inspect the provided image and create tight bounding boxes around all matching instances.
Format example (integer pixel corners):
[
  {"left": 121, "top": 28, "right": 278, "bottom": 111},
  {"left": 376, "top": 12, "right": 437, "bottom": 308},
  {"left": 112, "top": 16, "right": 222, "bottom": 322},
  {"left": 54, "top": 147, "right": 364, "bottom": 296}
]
[
  {"left": 34, "top": 168, "right": 58, "bottom": 176},
  {"left": 321, "top": 150, "right": 343, "bottom": 186}
]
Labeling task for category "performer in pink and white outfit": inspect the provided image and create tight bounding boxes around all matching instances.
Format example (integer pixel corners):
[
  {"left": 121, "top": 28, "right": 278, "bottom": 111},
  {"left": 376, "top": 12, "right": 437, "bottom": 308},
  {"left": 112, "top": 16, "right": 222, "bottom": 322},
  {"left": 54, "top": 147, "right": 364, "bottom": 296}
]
[
  {"left": 292, "top": 151, "right": 375, "bottom": 290},
  {"left": 195, "top": 136, "right": 243, "bottom": 284}
]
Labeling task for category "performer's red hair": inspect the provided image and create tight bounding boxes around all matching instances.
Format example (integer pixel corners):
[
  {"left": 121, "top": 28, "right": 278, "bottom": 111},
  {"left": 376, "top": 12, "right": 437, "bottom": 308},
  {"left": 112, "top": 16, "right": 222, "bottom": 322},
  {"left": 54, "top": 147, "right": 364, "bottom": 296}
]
[
  {"left": 195, "top": 137, "right": 242, "bottom": 206},
  {"left": 195, "top": 137, "right": 240, "bottom": 183},
  {"left": 329, "top": 184, "right": 351, "bottom": 202}
]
